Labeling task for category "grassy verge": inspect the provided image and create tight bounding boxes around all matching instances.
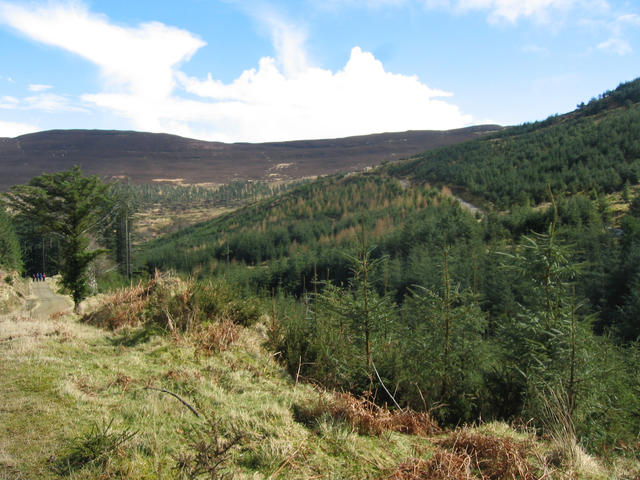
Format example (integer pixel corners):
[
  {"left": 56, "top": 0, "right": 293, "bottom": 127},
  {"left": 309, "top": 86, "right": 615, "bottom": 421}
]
[
  {"left": 0, "top": 277, "right": 636, "bottom": 479},
  {"left": 0, "top": 309, "right": 435, "bottom": 479}
]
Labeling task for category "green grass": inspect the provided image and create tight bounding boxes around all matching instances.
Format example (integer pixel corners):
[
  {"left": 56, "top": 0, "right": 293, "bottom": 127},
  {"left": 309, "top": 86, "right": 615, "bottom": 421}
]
[
  {"left": 0, "top": 312, "right": 435, "bottom": 479},
  {"left": 1, "top": 298, "right": 637, "bottom": 479}
]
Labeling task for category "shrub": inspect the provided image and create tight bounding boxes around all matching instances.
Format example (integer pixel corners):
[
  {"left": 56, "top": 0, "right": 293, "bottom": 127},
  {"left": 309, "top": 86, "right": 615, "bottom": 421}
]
[
  {"left": 294, "top": 392, "right": 440, "bottom": 437},
  {"left": 52, "top": 418, "right": 137, "bottom": 474}
]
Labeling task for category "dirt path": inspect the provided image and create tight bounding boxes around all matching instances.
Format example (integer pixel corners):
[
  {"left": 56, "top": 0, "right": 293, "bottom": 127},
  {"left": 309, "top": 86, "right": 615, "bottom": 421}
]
[
  {"left": 25, "top": 281, "right": 74, "bottom": 320},
  {"left": 398, "top": 179, "right": 483, "bottom": 215}
]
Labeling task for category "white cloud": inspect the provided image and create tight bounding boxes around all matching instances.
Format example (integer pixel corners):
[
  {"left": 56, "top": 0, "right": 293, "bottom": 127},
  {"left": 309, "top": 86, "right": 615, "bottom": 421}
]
[
  {"left": 0, "top": 120, "right": 39, "bottom": 137},
  {"left": 28, "top": 83, "right": 52, "bottom": 92},
  {"left": 317, "top": 0, "right": 611, "bottom": 23},
  {"left": 522, "top": 44, "right": 549, "bottom": 55},
  {"left": 597, "top": 37, "right": 632, "bottom": 55},
  {"left": 0, "top": 95, "right": 19, "bottom": 109},
  {"left": 23, "top": 93, "right": 87, "bottom": 112},
  {"left": 174, "top": 46, "right": 471, "bottom": 142},
  {"left": 0, "top": 1, "right": 204, "bottom": 100},
  {"left": 318, "top": 0, "right": 409, "bottom": 9},
  {"left": 453, "top": 0, "right": 577, "bottom": 23},
  {"left": 257, "top": 11, "right": 310, "bottom": 76},
  {"left": 0, "top": 1, "right": 473, "bottom": 142},
  {"left": 83, "top": 46, "right": 472, "bottom": 142},
  {"left": 0, "top": 92, "right": 86, "bottom": 112},
  {"left": 588, "top": 12, "right": 640, "bottom": 55}
]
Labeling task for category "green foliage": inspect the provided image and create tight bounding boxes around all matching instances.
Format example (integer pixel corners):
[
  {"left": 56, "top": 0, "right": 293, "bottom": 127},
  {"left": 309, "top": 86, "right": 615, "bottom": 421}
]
[
  {"left": 174, "top": 417, "right": 244, "bottom": 480},
  {"left": 0, "top": 207, "right": 21, "bottom": 271},
  {"left": 124, "top": 78, "right": 640, "bottom": 456},
  {"left": 403, "top": 256, "right": 488, "bottom": 423},
  {"left": 4, "top": 166, "right": 113, "bottom": 305},
  {"left": 113, "top": 179, "right": 298, "bottom": 211},
  {"left": 53, "top": 418, "right": 137, "bottom": 474},
  {"left": 388, "top": 79, "right": 640, "bottom": 208}
]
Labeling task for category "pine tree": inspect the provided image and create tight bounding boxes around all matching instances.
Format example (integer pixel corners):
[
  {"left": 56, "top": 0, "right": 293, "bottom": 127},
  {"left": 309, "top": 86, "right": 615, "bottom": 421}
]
[
  {"left": 0, "top": 208, "right": 21, "bottom": 271},
  {"left": 3, "top": 166, "right": 113, "bottom": 306}
]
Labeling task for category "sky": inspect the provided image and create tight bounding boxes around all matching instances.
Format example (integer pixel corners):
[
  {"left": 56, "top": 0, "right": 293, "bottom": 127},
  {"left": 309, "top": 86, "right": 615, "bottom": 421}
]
[{"left": 0, "top": 0, "right": 638, "bottom": 143}]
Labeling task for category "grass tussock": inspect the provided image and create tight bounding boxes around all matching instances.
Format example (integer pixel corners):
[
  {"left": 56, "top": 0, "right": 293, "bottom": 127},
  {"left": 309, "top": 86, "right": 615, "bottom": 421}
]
[
  {"left": 388, "top": 450, "right": 474, "bottom": 480},
  {"left": 4, "top": 271, "right": 638, "bottom": 479},
  {"left": 388, "top": 429, "right": 539, "bottom": 480},
  {"left": 82, "top": 278, "right": 155, "bottom": 330},
  {"left": 0, "top": 270, "right": 28, "bottom": 314},
  {"left": 83, "top": 272, "right": 260, "bottom": 335},
  {"left": 435, "top": 430, "right": 537, "bottom": 480},
  {"left": 191, "top": 318, "right": 240, "bottom": 355},
  {"left": 296, "top": 392, "right": 440, "bottom": 437},
  {"left": 51, "top": 418, "right": 137, "bottom": 475}
]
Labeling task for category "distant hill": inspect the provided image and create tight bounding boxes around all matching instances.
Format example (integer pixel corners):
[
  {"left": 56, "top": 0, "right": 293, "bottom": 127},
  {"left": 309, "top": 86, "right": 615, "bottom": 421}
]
[
  {"left": 0, "top": 126, "right": 500, "bottom": 190},
  {"left": 139, "top": 78, "right": 640, "bottom": 277}
]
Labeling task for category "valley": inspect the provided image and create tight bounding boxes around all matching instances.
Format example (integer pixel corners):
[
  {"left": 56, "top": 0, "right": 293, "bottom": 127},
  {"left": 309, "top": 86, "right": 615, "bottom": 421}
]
[{"left": 2, "top": 78, "right": 640, "bottom": 479}]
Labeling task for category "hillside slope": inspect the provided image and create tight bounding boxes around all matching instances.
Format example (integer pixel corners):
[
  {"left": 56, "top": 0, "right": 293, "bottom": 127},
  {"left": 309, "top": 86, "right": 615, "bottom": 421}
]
[
  {"left": 0, "top": 275, "right": 629, "bottom": 479},
  {"left": 0, "top": 126, "right": 499, "bottom": 191},
  {"left": 139, "top": 78, "right": 640, "bottom": 277},
  {"left": 388, "top": 77, "right": 640, "bottom": 208}
]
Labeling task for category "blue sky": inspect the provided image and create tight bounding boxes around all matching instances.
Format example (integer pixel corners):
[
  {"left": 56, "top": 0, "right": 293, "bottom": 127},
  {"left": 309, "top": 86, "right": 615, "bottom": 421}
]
[{"left": 0, "top": 0, "right": 638, "bottom": 142}]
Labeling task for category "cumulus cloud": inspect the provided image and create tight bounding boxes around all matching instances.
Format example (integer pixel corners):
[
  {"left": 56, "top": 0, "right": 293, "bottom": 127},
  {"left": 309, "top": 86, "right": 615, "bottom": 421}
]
[
  {"left": 174, "top": 47, "right": 471, "bottom": 142},
  {"left": 0, "top": 1, "right": 473, "bottom": 142},
  {"left": 0, "top": 120, "right": 39, "bottom": 137}
]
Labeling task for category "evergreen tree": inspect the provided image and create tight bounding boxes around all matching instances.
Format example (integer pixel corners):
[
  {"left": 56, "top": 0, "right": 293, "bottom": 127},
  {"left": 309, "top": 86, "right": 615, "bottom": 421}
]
[
  {"left": 3, "top": 166, "right": 113, "bottom": 306},
  {"left": 0, "top": 208, "right": 21, "bottom": 271}
]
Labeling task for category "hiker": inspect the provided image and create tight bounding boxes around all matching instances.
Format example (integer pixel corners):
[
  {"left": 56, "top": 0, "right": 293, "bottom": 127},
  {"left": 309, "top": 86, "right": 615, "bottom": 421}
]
[
  {"left": 32, "top": 273, "right": 36, "bottom": 282},
  {"left": 42, "top": 273, "right": 46, "bottom": 282}
]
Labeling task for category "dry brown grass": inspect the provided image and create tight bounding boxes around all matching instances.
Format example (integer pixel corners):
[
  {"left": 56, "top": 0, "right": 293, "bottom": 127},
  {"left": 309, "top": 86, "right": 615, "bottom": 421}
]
[
  {"left": 329, "top": 393, "right": 440, "bottom": 436},
  {"left": 298, "top": 392, "right": 440, "bottom": 437},
  {"left": 435, "top": 430, "right": 537, "bottom": 480},
  {"left": 192, "top": 318, "right": 240, "bottom": 355},
  {"left": 388, "top": 450, "right": 475, "bottom": 480},
  {"left": 113, "top": 373, "right": 136, "bottom": 392},
  {"left": 388, "top": 429, "right": 539, "bottom": 480},
  {"left": 82, "top": 279, "right": 155, "bottom": 330}
]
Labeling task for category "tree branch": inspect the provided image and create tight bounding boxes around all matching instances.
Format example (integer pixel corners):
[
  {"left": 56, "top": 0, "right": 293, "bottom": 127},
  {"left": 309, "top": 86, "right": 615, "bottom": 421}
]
[{"left": 145, "top": 386, "right": 200, "bottom": 418}]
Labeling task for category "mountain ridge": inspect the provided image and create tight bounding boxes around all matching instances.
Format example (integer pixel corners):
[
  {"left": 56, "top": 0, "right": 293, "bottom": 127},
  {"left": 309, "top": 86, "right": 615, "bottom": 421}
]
[{"left": 0, "top": 125, "right": 500, "bottom": 190}]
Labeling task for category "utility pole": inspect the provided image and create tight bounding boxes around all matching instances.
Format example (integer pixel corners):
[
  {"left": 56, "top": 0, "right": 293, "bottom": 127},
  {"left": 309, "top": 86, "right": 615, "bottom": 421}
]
[{"left": 124, "top": 204, "right": 131, "bottom": 280}]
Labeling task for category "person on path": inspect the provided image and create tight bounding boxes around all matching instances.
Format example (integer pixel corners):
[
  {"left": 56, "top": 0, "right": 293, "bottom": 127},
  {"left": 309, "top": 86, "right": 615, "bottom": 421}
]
[{"left": 42, "top": 273, "right": 46, "bottom": 282}]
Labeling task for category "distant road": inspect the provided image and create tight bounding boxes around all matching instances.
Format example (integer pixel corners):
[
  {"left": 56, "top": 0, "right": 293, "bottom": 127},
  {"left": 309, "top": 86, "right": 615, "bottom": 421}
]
[{"left": 26, "top": 281, "right": 74, "bottom": 319}]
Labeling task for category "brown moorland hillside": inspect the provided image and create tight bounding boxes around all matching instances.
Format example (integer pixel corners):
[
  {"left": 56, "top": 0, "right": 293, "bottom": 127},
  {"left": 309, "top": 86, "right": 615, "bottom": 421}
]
[{"left": 0, "top": 125, "right": 500, "bottom": 190}]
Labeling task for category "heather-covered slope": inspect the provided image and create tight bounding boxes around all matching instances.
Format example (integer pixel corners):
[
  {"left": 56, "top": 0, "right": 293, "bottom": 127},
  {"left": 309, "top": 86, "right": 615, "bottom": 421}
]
[{"left": 0, "top": 126, "right": 499, "bottom": 191}]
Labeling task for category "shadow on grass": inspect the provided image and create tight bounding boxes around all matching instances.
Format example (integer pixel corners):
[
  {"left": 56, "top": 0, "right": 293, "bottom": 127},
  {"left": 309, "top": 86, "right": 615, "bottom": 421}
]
[{"left": 107, "top": 324, "right": 166, "bottom": 347}]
